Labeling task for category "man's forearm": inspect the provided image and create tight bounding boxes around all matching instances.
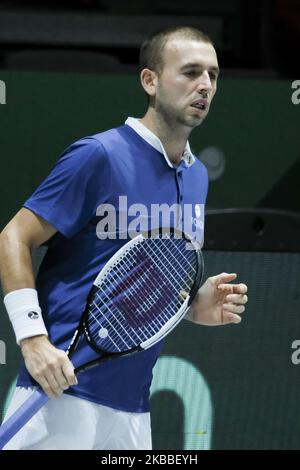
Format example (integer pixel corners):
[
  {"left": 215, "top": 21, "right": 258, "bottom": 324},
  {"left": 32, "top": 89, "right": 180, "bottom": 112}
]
[
  {"left": 0, "top": 229, "right": 49, "bottom": 344},
  {"left": 0, "top": 230, "right": 36, "bottom": 294}
]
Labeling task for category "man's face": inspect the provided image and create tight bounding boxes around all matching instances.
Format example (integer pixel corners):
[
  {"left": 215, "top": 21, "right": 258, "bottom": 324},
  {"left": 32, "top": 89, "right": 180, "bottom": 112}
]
[{"left": 154, "top": 38, "right": 219, "bottom": 128}]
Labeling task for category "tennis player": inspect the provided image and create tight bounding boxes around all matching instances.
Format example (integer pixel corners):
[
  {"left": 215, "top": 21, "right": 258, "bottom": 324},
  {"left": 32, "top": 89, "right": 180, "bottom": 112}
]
[{"left": 0, "top": 26, "right": 248, "bottom": 450}]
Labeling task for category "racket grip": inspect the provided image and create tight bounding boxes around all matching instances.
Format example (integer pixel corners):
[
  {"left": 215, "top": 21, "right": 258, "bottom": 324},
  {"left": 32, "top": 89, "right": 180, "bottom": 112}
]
[{"left": 0, "top": 389, "right": 49, "bottom": 450}]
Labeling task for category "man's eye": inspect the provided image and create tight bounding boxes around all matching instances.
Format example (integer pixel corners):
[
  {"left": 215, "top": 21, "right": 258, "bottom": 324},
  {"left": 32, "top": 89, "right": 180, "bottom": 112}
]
[
  {"left": 184, "top": 71, "right": 197, "bottom": 77},
  {"left": 209, "top": 73, "right": 217, "bottom": 80}
]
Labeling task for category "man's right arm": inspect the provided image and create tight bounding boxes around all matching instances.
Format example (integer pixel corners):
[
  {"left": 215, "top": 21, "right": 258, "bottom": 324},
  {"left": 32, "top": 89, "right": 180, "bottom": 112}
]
[{"left": 0, "top": 208, "right": 78, "bottom": 398}]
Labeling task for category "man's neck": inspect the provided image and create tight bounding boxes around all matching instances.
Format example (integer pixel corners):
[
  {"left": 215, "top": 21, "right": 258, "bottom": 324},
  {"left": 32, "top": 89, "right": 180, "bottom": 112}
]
[{"left": 140, "top": 110, "right": 191, "bottom": 165}]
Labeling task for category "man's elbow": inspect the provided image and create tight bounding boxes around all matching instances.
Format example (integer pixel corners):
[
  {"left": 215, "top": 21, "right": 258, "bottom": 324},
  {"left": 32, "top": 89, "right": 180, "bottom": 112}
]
[
  {"left": 0, "top": 227, "right": 11, "bottom": 255},
  {"left": 0, "top": 223, "right": 30, "bottom": 257}
]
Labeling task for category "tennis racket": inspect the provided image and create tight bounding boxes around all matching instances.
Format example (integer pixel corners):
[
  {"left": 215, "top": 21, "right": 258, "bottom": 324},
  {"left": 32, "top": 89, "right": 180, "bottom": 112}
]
[{"left": 0, "top": 227, "right": 203, "bottom": 449}]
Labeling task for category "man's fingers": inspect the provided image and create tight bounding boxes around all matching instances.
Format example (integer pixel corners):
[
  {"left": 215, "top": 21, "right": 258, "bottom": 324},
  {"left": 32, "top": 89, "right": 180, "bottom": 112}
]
[
  {"left": 38, "top": 376, "right": 60, "bottom": 399},
  {"left": 218, "top": 283, "right": 248, "bottom": 294},
  {"left": 21, "top": 338, "right": 78, "bottom": 397},
  {"left": 226, "top": 294, "right": 248, "bottom": 305},
  {"left": 222, "top": 310, "right": 242, "bottom": 324},
  {"left": 36, "top": 361, "right": 77, "bottom": 398},
  {"left": 44, "top": 372, "right": 65, "bottom": 397},
  {"left": 47, "top": 357, "right": 77, "bottom": 393},
  {"left": 62, "top": 360, "right": 78, "bottom": 387},
  {"left": 223, "top": 303, "right": 245, "bottom": 315},
  {"left": 232, "top": 283, "right": 248, "bottom": 294},
  {"left": 55, "top": 370, "right": 72, "bottom": 391},
  {"left": 217, "top": 273, "right": 237, "bottom": 285}
]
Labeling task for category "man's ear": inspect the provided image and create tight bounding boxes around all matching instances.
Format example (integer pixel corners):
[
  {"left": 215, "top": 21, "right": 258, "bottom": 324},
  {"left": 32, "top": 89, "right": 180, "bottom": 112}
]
[{"left": 140, "top": 68, "right": 158, "bottom": 98}]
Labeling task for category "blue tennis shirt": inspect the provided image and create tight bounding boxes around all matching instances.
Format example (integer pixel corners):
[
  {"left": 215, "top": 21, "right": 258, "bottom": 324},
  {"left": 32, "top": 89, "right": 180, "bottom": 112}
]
[{"left": 18, "top": 119, "right": 209, "bottom": 412}]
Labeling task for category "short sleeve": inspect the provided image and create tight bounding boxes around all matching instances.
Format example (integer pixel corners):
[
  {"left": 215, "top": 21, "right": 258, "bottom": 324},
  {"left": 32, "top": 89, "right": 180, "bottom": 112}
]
[{"left": 24, "top": 137, "right": 111, "bottom": 238}]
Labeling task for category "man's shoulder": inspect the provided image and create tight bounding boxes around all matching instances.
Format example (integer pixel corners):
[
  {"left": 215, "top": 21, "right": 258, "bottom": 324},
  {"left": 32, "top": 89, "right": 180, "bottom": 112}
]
[
  {"left": 90, "top": 124, "right": 131, "bottom": 146},
  {"left": 63, "top": 125, "right": 129, "bottom": 163},
  {"left": 190, "top": 157, "right": 209, "bottom": 178}
]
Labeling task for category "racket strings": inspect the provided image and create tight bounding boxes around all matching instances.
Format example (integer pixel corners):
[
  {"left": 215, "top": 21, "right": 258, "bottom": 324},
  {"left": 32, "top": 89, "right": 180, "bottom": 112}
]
[
  {"left": 104, "top": 238, "right": 195, "bottom": 292},
  {"left": 88, "top": 239, "right": 195, "bottom": 334},
  {"left": 88, "top": 274, "right": 172, "bottom": 348},
  {"left": 90, "top": 285, "right": 178, "bottom": 352},
  {"left": 89, "top": 259, "right": 178, "bottom": 349},
  {"left": 94, "top": 262, "right": 168, "bottom": 338},
  {"left": 87, "top": 236, "right": 198, "bottom": 352},
  {"left": 92, "top": 239, "right": 181, "bottom": 321},
  {"left": 90, "top": 299, "right": 139, "bottom": 351},
  {"left": 90, "top": 237, "right": 193, "bottom": 332},
  {"left": 145, "top": 239, "right": 195, "bottom": 290},
  {"left": 88, "top": 237, "right": 197, "bottom": 349},
  {"left": 116, "top": 237, "right": 196, "bottom": 295},
  {"left": 99, "top": 238, "right": 195, "bottom": 301},
  {"left": 98, "top": 246, "right": 173, "bottom": 333}
]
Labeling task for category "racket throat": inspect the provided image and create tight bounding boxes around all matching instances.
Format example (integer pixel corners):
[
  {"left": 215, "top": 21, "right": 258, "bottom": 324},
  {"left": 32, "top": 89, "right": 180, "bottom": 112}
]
[{"left": 66, "top": 328, "right": 81, "bottom": 357}]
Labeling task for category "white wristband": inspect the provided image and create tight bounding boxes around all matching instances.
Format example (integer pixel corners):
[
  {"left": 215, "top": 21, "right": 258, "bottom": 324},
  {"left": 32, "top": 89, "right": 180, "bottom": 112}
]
[{"left": 3, "top": 288, "right": 48, "bottom": 345}]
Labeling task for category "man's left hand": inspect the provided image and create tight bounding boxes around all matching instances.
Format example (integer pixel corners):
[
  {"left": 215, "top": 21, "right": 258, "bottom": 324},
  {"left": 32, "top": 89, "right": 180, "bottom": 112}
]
[{"left": 187, "top": 273, "right": 248, "bottom": 326}]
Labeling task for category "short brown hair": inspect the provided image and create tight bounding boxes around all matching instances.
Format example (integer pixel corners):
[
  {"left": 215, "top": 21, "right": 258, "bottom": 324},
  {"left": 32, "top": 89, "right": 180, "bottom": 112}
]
[{"left": 139, "top": 26, "right": 214, "bottom": 75}]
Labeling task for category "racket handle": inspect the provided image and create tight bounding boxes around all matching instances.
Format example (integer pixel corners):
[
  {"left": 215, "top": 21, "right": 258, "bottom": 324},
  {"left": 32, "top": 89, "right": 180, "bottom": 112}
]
[{"left": 0, "top": 389, "right": 49, "bottom": 449}]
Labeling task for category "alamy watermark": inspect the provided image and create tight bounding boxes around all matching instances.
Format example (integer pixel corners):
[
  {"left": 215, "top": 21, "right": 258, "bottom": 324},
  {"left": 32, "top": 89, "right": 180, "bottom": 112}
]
[
  {"left": 291, "top": 339, "right": 300, "bottom": 365},
  {"left": 0, "top": 79, "right": 6, "bottom": 104},
  {"left": 0, "top": 339, "right": 6, "bottom": 365},
  {"left": 95, "top": 196, "right": 204, "bottom": 245},
  {"left": 291, "top": 80, "right": 300, "bottom": 105}
]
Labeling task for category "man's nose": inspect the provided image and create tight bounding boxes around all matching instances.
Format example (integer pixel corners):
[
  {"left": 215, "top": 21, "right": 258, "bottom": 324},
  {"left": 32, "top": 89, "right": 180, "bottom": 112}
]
[{"left": 196, "top": 71, "right": 212, "bottom": 94}]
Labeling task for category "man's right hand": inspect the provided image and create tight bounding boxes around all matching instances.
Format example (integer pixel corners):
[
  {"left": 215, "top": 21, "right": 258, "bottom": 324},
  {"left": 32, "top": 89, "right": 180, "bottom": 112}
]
[{"left": 20, "top": 335, "right": 78, "bottom": 398}]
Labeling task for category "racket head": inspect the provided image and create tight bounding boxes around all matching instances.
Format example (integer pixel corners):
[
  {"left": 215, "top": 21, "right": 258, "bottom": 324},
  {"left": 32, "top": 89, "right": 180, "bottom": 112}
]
[{"left": 82, "top": 227, "right": 203, "bottom": 356}]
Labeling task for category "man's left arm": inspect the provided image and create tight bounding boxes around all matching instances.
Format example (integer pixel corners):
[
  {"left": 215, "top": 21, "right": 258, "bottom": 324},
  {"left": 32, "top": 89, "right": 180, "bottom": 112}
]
[{"left": 185, "top": 272, "right": 248, "bottom": 325}]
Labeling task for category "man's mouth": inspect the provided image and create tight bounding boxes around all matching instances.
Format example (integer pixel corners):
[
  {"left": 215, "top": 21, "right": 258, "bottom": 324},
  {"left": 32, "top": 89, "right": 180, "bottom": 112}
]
[{"left": 190, "top": 99, "right": 208, "bottom": 111}]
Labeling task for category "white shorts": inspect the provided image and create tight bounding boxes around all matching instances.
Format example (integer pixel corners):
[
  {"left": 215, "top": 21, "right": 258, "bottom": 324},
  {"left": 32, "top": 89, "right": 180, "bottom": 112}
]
[{"left": 3, "top": 387, "right": 152, "bottom": 450}]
